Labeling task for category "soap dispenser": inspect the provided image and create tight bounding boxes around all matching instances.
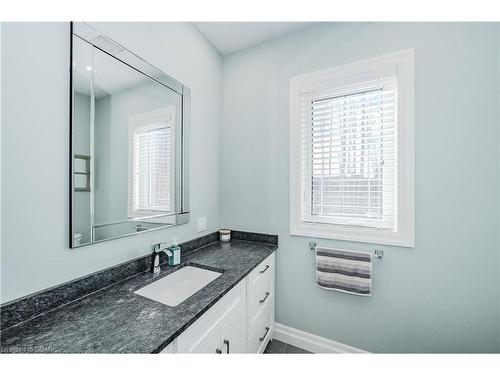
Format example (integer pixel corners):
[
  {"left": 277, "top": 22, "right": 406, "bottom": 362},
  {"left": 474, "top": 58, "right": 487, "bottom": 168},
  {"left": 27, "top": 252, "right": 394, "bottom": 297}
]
[{"left": 168, "top": 237, "right": 181, "bottom": 266}]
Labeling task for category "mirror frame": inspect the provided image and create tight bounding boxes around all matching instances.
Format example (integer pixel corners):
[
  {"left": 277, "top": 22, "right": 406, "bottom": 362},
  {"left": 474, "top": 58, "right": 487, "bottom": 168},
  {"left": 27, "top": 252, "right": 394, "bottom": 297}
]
[{"left": 69, "top": 22, "right": 190, "bottom": 248}]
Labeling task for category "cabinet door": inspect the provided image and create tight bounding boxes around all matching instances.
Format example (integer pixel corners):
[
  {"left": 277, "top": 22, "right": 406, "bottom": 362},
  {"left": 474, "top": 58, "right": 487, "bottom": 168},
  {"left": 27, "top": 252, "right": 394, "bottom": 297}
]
[
  {"left": 176, "top": 281, "right": 245, "bottom": 354},
  {"left": 160, "top": 342, "right": 175, "bottom": 353},
  {"left": 179, "top": 317, "right": 222, "bottom": 353},
  {"left": 189, "top": 328, "right": 222, "bottom": 354},
  {"left": 219, "top": 294, "right": 245, "bottom": 353}
]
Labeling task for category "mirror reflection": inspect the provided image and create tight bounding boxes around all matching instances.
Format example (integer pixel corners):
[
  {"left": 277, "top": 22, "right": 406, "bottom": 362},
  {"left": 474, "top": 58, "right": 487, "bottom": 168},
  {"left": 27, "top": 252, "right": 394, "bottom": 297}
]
[{"left": 71, "top": 26, "right": 189, "bottom": 247}]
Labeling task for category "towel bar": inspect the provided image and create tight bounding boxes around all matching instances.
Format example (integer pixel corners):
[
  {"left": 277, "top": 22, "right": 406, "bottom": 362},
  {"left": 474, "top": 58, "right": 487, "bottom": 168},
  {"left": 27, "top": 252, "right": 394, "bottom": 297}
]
[{"left": 308, "top": 241, "right": 384, "bottom": 259}]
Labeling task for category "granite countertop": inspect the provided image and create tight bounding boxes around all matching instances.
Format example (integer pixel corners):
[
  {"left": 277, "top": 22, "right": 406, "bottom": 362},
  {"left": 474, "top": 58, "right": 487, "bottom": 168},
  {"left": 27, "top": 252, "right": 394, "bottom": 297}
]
[{"left": 0, "top": 240, "right": 277, "bottom": 353}]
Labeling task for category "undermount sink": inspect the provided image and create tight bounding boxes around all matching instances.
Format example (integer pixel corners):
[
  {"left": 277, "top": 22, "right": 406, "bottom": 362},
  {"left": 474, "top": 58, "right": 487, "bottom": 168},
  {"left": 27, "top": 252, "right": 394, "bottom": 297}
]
[{"left": 134, "top": 266, "right": 222, "bottom": 307}]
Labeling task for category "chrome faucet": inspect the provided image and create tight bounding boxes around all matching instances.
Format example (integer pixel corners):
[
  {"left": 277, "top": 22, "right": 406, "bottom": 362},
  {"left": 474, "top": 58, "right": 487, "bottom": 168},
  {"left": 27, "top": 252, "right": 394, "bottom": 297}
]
[{"left": 150, "top": 242, "right": 173, "bottom": 274}]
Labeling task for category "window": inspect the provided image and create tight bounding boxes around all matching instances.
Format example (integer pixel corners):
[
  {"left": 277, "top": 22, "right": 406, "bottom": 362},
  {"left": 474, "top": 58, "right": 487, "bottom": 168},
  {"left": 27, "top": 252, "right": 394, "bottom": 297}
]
[
  {"left": 289, "top": 50, "right": 414, "bottom": 247},
  {"left": 128, "top": 108, "right": 175, "bottom": 218}
]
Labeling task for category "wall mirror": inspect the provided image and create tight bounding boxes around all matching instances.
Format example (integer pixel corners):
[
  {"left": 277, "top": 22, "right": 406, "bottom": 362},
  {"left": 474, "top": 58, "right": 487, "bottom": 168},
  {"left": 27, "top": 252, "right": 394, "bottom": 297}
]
[{"left": 70, "top": 22, "right": 190, "bottom": 248}]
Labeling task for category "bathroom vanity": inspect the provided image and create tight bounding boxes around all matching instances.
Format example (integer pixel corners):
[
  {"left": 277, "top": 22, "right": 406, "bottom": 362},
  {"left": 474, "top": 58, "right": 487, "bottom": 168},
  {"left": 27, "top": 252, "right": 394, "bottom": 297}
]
[
  {"left": 164, "top": 252, "right": 275, "bottom": 353},
  {"left": 0, "top": 232, "right": 277, "bottom": 353}
]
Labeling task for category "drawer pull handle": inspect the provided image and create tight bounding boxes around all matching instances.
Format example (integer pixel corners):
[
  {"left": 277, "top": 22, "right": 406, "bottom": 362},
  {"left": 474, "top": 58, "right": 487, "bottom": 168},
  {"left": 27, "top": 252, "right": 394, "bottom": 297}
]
[
  {"left": 259, "top": 326, "right": 270, "bottom": 342},
  {"left": 223, "top": 339, "right": 230, "bottom": 354},
  {"left": 259, "top": 265, "right": 270, "bottom": 274},
  {"left": 259, "top": 292, "right": 270, "bottom": 304},
  {"left": 216, "top": 348, "right": 222, "bottom": 354}
]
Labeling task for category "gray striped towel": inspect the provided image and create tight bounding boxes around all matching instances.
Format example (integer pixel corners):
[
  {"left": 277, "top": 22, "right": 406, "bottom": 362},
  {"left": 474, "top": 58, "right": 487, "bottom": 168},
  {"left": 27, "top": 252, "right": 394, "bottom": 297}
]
[{"left": 316, "top": 247, "right": 372, "bottom": 296}]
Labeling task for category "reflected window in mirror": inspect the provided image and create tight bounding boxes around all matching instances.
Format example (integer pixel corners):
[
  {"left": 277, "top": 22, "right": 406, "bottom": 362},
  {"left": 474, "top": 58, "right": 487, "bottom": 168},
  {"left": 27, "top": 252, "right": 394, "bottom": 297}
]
[
  {"left": 70, "top": 22, "right": 190, "bottom": 248},
  {"left": 128, "top": 108, "right": 176, "bottom": 219}
]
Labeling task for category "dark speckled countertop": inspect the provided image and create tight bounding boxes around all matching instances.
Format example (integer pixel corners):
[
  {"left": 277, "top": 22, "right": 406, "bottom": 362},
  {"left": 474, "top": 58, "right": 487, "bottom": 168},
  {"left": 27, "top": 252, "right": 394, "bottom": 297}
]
[{"left": 0, "top": 240, "right": 277, "bottom": 353}]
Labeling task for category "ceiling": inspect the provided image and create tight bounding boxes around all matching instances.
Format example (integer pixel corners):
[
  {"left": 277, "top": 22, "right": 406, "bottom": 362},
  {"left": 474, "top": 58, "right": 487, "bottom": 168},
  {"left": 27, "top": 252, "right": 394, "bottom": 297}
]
[{"left": 193, "top": 22, "right": 315, "bottom": 55}]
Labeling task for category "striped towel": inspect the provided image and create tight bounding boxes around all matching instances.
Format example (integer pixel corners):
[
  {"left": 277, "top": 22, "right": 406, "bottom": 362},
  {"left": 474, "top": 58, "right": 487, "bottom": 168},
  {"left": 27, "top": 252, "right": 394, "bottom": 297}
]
[{"left": 316, "top": 247, "right": 372, "bottom": 296}]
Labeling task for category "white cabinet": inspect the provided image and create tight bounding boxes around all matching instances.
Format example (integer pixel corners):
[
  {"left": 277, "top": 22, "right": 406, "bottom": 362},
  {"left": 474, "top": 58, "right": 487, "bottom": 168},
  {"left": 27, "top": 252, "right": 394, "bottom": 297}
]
[
  {"left": 219, "top": 299, "right": 246, "bottom": 353},
  {"left": 160, "top": 342, "right": 174, "bottom": 353},
  {"left": 169, "top": 253, "right": 275, "bottom": 354},
  {"left": 246, "top": 253, "right": 275, "bottom": 353},
  {"left": 177, "top": 314, "right": 222, "bottom": 353},
  {"left": 176, "top": 281, "right": 245, "bottom": 353}
]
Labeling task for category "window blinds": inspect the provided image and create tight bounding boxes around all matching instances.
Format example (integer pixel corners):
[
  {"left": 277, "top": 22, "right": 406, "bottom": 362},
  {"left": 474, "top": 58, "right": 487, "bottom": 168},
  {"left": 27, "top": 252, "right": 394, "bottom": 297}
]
[
  {"left": 300, "top": 76, "right": 398, "bottom": 230},
  {"left": 133, "top": 123, "right": 172, "bottom": 213}
]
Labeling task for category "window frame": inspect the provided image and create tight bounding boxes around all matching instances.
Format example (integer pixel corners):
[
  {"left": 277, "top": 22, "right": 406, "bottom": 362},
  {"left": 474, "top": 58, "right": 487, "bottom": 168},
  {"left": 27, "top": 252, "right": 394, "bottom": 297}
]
[
  {"left": 127, "top": 107, "right": 176, "bottom": 219},
  {"left": 289, "top": 49, "right": 415, "bottom": 247}
]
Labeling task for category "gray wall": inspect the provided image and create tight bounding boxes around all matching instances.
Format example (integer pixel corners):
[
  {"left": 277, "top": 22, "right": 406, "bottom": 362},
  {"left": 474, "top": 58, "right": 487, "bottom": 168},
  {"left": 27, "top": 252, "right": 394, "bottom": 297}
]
[
  {"left": 221, "top": 22, "right": 500, "bottom": 352},
  {"left": 1, "top": 22, "right": 222, "bottom": 302}
]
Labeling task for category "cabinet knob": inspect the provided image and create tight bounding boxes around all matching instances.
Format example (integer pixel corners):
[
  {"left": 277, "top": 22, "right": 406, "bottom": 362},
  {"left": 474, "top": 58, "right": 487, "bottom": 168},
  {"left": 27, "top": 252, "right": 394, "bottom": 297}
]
[{"left": 215, "top": 348, "right": 222, "bottom": 354}]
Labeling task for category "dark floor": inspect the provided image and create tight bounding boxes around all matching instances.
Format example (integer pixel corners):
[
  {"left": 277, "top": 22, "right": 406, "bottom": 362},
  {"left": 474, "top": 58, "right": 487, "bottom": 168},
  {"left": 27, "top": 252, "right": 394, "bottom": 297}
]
[{"left": 264, "top": 339, "right": 311, "bottom": 354}]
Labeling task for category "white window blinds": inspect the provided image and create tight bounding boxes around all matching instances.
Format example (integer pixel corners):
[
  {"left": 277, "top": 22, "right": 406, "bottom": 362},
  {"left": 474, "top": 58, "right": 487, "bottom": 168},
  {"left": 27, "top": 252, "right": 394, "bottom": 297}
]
[
  {"left": 300, "top": 76, "right": 398, "bottom": 230},
  {"left": 132, "top": 123, "right": 172, "bottom": 213}
]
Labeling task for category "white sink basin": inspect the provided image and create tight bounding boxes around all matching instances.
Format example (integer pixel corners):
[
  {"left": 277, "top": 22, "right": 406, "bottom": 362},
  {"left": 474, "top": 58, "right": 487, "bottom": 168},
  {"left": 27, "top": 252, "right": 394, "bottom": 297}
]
[{"left": 135, "top": 266, "right": 222, "bottom": 307}]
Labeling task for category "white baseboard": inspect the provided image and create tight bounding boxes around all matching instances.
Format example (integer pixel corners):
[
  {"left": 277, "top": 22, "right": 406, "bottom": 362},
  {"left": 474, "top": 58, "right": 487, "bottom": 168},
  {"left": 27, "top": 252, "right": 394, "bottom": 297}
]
[{"left": 272, "top": 323, "right": 369, "bottom": 353}]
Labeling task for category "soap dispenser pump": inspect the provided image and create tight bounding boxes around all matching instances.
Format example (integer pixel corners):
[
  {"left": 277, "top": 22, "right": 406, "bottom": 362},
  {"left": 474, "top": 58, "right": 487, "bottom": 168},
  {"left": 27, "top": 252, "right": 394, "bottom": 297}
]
[{"left": 168, "top": 237, "right": 181, "bottom": 266}]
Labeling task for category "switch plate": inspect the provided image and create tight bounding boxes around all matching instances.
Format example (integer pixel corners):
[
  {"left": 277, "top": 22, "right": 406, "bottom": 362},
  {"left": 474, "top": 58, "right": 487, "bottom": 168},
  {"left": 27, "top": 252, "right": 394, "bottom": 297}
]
[{"left": 197, "top": 217, "right": 207, "bottom": 232}]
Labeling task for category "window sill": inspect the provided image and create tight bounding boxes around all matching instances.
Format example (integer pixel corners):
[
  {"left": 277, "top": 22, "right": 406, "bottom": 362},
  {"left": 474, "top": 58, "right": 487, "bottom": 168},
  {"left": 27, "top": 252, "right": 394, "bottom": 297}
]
[{"left": 290, "top": 222, "right": 414, "bottom": 248}]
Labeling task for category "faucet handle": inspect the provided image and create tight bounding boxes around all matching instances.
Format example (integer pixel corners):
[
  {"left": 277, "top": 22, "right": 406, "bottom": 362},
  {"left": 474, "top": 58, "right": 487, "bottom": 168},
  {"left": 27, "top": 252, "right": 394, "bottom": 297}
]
[
  {"left": 158, "top": 242, "right": 170, "bottom": 251},
  {"left": 151, "top": 242, "right": 167, "bottom": 252}
]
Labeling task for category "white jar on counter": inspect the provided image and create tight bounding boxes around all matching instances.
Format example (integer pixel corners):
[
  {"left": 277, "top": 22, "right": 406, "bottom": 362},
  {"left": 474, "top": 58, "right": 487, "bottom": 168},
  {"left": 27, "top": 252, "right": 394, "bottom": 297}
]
[{"left": 219, "top": 229, "right": 231, "bottom": 242}]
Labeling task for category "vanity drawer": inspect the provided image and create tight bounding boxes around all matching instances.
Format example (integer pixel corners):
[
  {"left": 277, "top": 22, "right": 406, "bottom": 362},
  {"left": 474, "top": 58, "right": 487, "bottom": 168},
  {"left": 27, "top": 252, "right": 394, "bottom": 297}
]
[
  {"left": 247, "top": 276, "right": 273, "bottom": 326},
  {"left": 247, "top": 253, "right": 275, "bottom": 297},
  {"left": 247, "top": 300, "right": 273, "bottom": 353}
]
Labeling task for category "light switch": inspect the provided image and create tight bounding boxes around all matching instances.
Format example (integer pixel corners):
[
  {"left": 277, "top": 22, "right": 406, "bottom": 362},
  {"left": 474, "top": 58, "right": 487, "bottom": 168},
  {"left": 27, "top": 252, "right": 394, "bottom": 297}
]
[{"left": 197, "top": 217, "right": 207, "bottom": 232}]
